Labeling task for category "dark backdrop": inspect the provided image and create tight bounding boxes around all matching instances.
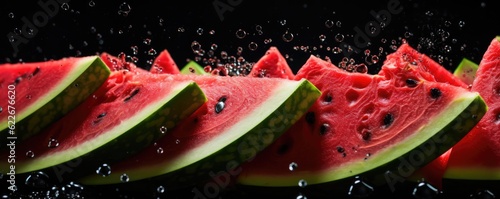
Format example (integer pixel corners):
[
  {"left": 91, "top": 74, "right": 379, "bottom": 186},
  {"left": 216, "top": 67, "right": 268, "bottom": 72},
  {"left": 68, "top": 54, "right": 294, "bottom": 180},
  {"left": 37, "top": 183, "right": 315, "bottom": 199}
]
[{"left": 1, "top": 0, "right": 499, "bottom": 74}]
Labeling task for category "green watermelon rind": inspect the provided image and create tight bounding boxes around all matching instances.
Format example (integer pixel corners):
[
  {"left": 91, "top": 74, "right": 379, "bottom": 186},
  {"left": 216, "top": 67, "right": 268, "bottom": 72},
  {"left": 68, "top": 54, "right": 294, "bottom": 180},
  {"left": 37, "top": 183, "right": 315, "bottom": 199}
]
[
  {"left": 12, "top": 81, "right": 207, "bottom": 181},
  {"left": 78, "top": 78, "right": 321, "bottom": 187},
  {"left": 237, "top": 92, "right": 486, "bottom": 189},
  {"left": 0, "top": 56, "right": 110, "bottom": 144},
  {"left": 180, "top": 61, "right": 208, "bottom": 75},
  {"left": 453, "top": 58, "right": 478, "bottom": 86}
]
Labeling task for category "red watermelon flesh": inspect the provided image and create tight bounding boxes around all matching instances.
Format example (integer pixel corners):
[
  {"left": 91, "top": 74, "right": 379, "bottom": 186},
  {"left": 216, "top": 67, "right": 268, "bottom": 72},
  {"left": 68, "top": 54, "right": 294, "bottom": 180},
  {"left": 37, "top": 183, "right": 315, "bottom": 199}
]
[
  {"left": 1, "top": 71, "right": 205, "bottom": 177},
  {"left": 248, "top": 46, "right": 295, "bottom": 79},
  {"left": 444, "top": 36, "right": 500, "bottom": 180},
  {"left": 237, "top": 54, "right": 483, "bottom": 187},
  {"left": 380, "top": 43, "right": 469, "bottom": 89},
  {"left": 149, "top": 49, "right": 180, "bottom": 74}
]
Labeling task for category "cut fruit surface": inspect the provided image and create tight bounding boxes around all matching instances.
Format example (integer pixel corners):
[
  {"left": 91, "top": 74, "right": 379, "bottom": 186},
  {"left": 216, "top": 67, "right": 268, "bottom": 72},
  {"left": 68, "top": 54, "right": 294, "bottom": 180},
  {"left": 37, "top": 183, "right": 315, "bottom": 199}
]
[
  {"left": 237, "top": 55, "right": 486, "bottom": 190},
  {"left": 149, "top": 49, "right": 180, "bottom": 74},
  {"left": 444, "top": 36, "right": 500, "bottom": 181},
  {"left": 248, "top": 46, "right": 294, "bottom": 79},
  {"left": 0, "top": 56, "right": 110, "bottom": 145},
  {"left": 0, "top": 71, "right": 206, "bottom": 181},
  {"left": 79, "top": 74, "right": 320, "bottom": 187}
]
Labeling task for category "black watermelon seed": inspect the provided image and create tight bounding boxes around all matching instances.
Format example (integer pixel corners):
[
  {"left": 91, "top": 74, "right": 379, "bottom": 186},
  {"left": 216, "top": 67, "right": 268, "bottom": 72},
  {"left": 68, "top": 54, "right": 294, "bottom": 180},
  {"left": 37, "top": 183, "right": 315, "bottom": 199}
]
[
  {"left": 362, "top": 131, "right": 372, "bottom": 141},
  {"left": 277, "top": 142, "right": 291, "bottom": 155},
  {"left": 97, "top": 112, "right": 107, "bottom": 119},
  {"left": 305, "top": 112, "right": 315, "bottom": 125},
  {"left": 336, "top": 146, "right": 345, "bottom": 153},
  {"left": 323, "top": 93, "right": 333, "bottom": 103},
  {"left": 382, "top": 113, "right": 394, "bottom": 128},
  {"left": 215, "top": 96, "right": 227, "bottom": 114},
  {"left": 320, "top": 123, "right": 330, "bottom": 135},
  {"left": 406, "top": 78, "right": 418, "bottom": 87},
  {"left": 430, "top": 88, "right": 442, "bottom": 99},
  {"left": 124, "top": 89, "right": 140, "bottom": 102},
  {"left": 32, "top": 66, "right": 40, "bottom": 76}
]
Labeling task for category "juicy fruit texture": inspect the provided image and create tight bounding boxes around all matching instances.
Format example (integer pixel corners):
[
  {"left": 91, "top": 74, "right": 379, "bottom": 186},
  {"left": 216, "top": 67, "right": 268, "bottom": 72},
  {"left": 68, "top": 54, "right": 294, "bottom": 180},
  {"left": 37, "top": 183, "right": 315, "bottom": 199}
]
[
  {"left": 248, "top": 46, "right": 295, "bottom": 79},
  {"left": 0, "top": 71, "right": 206, "bottom": 181},
  {"left": 444, "top": 37, "right": 500, "bottom": 182},
  {"left": 237, "top": 55, "right": 486, "bottom": 190},
  {"left": 0, "top": 56, "right": 110, "bottom": 145},
  {"left": 380, "top": 43, "right": 469, "bottom": 89},
  {"left": 100, "top": 52, "right": 145, "bottom": 73},
  {"left": 149, "top": 49, "right": 180, "bottom": 74},
  {"left": 453, "top": 58, "right": 478, "bottom": 86},
  {"left": 180, "top": 60, "right": 208, "bottom": 75},
  {"left": 79, "top": 74, "right": 321, "bottom": 187}
]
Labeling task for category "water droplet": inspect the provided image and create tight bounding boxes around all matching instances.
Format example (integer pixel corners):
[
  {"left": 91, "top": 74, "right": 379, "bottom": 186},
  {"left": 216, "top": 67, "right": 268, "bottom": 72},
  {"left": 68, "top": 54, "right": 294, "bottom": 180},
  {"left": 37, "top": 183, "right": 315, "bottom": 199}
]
[
  {"left": 48, "top": 138, "right": 59, "bottom": 148},
  {"left": 157, "top": 147, "right": 164, "bottom": 154},
  {"left": 298, "top": 179, "right": 307, "bottom": 188},
  {"left": 282, "top": 31, "right": 294, "bottom": 42},
  {"left": 209, "top": 30, "right": 215, "bottom": 35},
  {"left": 471, "top": 189, "right": 496, "bottom": 199},
  {"left": 264, "top": 38, "right": 273, "bottom": 44},
  {"left": 61, "top": 3, "right": 70, "bottom": 10},
  {"left": 348, "top": 176, "right": 374, "bottom": 198},
  {"left": 319, "top": 34, "right": 326, "bottom": 42},
  {"left": 120, "top": 173, "right": 129, "bottom": 182},
  {"left": 336, "top": 21, "right": 342, "bottom": 27},
  {"left": 280, "top": 20, "right": 287, "bottom": 26},
  {"left": 157, "top": 185, "right": 165, "bottom": 193},
  {"left": 8, "top": 12, "right": 14, "bottom": 19},
  {"left": 335, "top": 33, "right": 344, "bottom": 42},
  {"left": 296, "top": 193, "right": 307, "bottom": 199},
  {"left": 118, "top": 2, "right": 132, "bottom": 16},
  {"left": 215, "top": 96, "right": 227, "bottom": 113},
  {"left": 196, "top": 28, "right": 204, "bottom": 35},
  {"left": 430, "top": 88, "right": 442, "bottom": 99},
  {"left": 458, "top": 21, "right": 466, "bottom": 28},
  {"left": 235, "top": 29, "right": 246, "bottom": 39},
  {"left": 159, "top": 126, "right": 167, "bottom": 134},
  {"left": 191, "top": 41, "right": 202, "bottom": 53},
  {"left": 25, "top": 171, "right": 50, "bottom": 189},
  {"left": 289, "top": 162, "right": 298, "bottom": 171},
  {"left": 147, "top": 48, "right": 157, "bottom": 56},
  {"left": 88, "top": 0, "right": 95, "bottom": 7},
  {"left": 143, "top": 38, "right": 151, "bottom": 45},
  {"left": 177, "top": 27, "right": 185, "bottom": 32},
  {"left": 175, "top": 139, "right": 181, "bottom": 144},
  {"left": 96, "top": 164, "right": 112, "bottom": 177},
  {"left": 412, "top": 181, "right": 439, "bottom": 199},
  {"left": 26, "top": 150, "right": 35, "bottom": 158},
  {"left": 325, "top": 20, "right": 334, "bottom": 28},
  {"left": 248, "top": 42, "right": 258, "bottom": 51}
]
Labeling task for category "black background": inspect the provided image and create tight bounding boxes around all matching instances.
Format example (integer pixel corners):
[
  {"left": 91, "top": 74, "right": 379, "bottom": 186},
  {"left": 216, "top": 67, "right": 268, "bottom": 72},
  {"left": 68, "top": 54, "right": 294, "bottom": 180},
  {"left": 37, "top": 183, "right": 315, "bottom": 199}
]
[
  {"left": 1, "top": 0, "right": 500, "bottom": 198},
  {"left": 1, "top": 0, "right": 499, "bottom": 74}
]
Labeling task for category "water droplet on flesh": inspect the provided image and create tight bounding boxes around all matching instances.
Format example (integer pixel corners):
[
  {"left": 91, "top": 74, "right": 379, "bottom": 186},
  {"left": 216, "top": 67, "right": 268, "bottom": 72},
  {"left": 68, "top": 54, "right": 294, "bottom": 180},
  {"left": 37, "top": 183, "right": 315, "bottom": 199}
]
[
  {"left": 298, "top": 179, "right": 307, "bottom": 188},
  {"left": 157, "top": 147, "right": 164, "bottom": 154},
  {"left": 26, "top": 150, "right": 35, "bottom": 158},
  {"left": 160, "top": 126, "right": 167, "bottom": 134},
  {"left": 289, "top": 162, "right": 298, "bottom": 171},
  {"left": 48, "top": 138, "right": 59, "bottom": 148}
]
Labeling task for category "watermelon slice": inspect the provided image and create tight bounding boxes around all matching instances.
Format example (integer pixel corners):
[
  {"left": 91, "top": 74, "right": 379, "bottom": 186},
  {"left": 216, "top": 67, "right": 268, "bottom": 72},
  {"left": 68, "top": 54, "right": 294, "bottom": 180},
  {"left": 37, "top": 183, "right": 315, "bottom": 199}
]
[
  {"left": 149, "top": 49, "right": 181, "bottom": 74},
  {"left": 78, "top": 73, "right": 321, "bottom": 189},
  {"left": 0, "top": 71, "right": 207, "bottom": 182},
  {"left": 100, "top": 52, "right": 146, "bottom": 73},
  {"left": 443, "top": 36, "right": 500, "bottom": 194},
  {"left": 236, "top": 54, "right": 486, "bottom": 197},
  {"left": 248, "top": 46, "right": 295, "bottom": 79},
  {"left": 0, "top": 56, "right": 110, "bottom": 146},
  {"left": 453, "top": 58, "right": 478, "bottom": 87}
]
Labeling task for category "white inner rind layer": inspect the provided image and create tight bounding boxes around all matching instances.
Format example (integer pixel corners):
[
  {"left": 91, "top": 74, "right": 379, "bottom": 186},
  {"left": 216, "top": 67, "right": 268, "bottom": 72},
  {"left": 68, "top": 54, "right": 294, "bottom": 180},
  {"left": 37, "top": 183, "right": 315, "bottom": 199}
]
[
  {"left": 18, "top": 81, "right": 195, "bottom": 173},
  {"left": 238, "top": 92, "right": 481, "bottom": 186},
  {"left": 0, "top": 56, "right": 98, "bottom": 130},
  {"left": 81, "top": 79, "right": 307, "bottom": 184}
]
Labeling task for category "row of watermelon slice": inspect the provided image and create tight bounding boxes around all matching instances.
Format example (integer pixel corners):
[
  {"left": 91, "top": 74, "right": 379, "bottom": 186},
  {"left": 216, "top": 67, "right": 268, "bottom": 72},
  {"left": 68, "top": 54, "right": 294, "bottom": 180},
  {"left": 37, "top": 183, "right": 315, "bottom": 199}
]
[{"left": 0, "top": 35, "right": 499, "bottom": 198}]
